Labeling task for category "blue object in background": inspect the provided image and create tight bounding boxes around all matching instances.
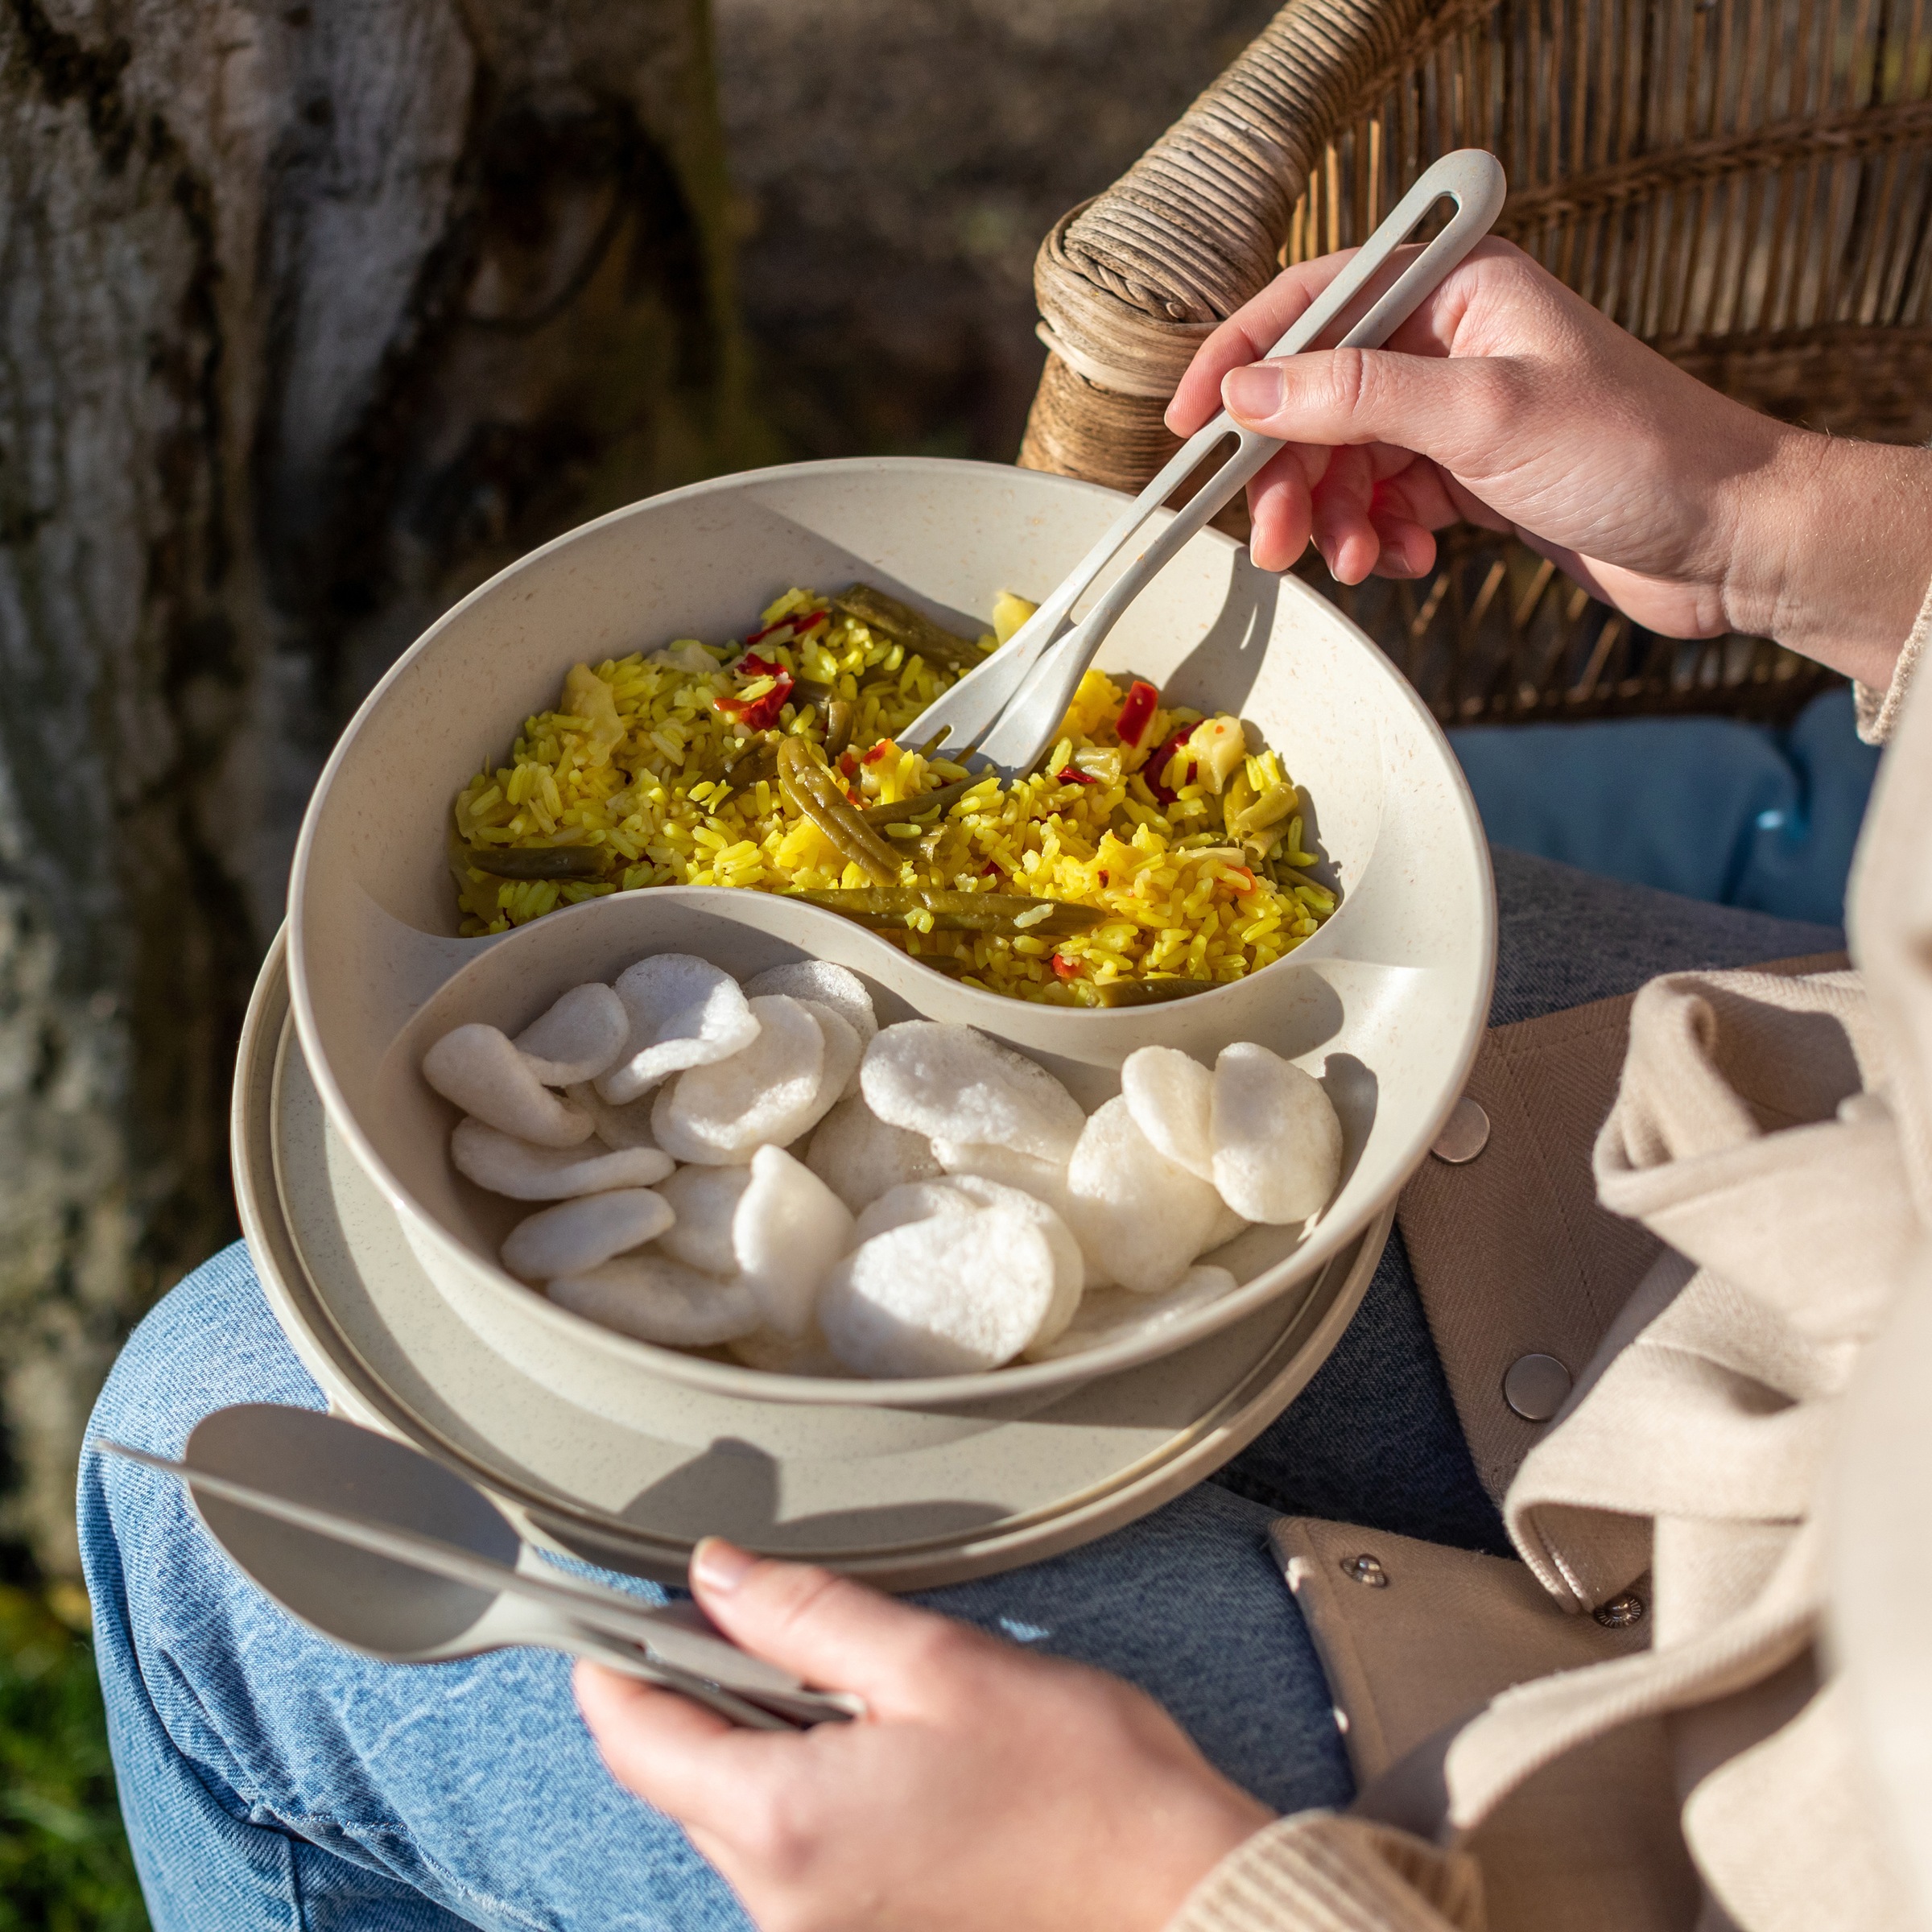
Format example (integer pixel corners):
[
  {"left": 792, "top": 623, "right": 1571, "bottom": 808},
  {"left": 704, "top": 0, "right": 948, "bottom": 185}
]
[{"left": 1448, "top": 686, "right": 1881, "bottom": 927}]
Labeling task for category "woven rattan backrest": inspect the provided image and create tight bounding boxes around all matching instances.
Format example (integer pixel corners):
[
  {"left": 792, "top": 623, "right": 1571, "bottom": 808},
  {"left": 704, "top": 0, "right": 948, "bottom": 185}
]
[{"left": 1022, "top": 0, "right": 1932, "bottom": 722}]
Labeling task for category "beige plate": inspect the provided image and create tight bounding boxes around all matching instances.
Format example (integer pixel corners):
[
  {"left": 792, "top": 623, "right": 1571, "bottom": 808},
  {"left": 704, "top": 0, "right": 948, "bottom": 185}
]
[{"left": 237, "top": 934, "right": 1392, "bottom": 1590}]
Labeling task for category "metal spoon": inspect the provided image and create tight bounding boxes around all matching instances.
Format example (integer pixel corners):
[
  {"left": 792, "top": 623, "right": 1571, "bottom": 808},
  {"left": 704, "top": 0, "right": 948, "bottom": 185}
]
[
  {"left": 95, "top": 1404, "right": 861, "bottom": 1730},
  {"left": 898, "top": 149, "right": 1507, "bottom": 775}
]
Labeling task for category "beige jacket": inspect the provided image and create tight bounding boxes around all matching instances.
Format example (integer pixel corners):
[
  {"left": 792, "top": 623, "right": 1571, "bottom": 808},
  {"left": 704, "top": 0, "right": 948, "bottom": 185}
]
[{"left": 1170, "top": 644, "right": 1932, "bottom": 1932}]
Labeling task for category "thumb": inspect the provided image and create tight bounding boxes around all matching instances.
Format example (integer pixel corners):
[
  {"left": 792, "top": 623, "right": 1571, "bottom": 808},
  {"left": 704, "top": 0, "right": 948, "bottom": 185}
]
[
  {"left": 690, "top": 1538, "right": 982, "bottom": 1708},
  {"left": 1222, "top": 347, "right": 1516, "bottom": 475}
]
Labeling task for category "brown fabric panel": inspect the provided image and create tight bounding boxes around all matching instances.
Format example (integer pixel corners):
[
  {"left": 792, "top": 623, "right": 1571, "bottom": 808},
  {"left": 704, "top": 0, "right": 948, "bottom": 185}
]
[
  {"left": 1398, "top": 953, "right": 1847, "bottom": 1501},
  {"left": 1398, "top": 993, "right": 1662, "bottom": 1499},
  {"left": 1271, "top": 1521, "right": 1653, "bottom": 1781},
  {"left": 1273, "top": 1521, "right": 1700, "bottom": 1932}
]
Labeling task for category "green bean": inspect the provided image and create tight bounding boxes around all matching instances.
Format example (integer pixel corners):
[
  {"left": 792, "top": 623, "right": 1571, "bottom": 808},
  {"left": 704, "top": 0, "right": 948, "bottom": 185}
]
[
  {"left": 1091, "top": 977, "right": 1216, "bottom": 1008},
  {"left": 858, "top": 775, "right": 978, "bottom": 828},
  {"left": 790, "top": 887, "right": 1104, "bottom": 936},
  {"left": 776, "top": 738, "right": 902, "bottom": 886},
  {"left": 720, "top": 733, "right": 781, "bottom": 787},
  {"left": 832, "top": 583, "right": 985, "bottom": 671},
  {"left": 824, "top": 698, "right": 857, "bottom": 759},
  {"left": 461, "top": 844, "right": 607, "bottom": 881}
]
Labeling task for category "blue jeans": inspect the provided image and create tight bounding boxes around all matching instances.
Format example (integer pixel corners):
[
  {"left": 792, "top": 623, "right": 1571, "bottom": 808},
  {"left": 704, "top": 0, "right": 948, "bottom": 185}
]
[{"left": 80, "top": 850, "right": 1840, "bottom": 1932}]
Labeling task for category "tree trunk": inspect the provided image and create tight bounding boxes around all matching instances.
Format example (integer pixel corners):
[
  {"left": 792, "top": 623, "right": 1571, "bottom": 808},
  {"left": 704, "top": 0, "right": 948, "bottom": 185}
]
[{"left": 0, "top": 0, "right": 756, "bottom": 1572}]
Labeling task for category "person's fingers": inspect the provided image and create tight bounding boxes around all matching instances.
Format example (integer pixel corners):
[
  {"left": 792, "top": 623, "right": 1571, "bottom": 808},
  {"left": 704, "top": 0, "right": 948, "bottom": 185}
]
[
  {"left": 1221, "top": 347, "right": 1522, "bottom": 482},
  {"left": 1366, "top": 514, "right": 1435, "bottom": 580},
  {"left": 1168, "top": 237, "right": 1544, "bottom": 437},
  {"left": 689, "top": 1538, "right": 990, "bottom": 1710},
  {"left": 1309, "top": 445, "right": 1382, "bottom": 581},
  {"left": 572, "top": 1660, "right": 785, "bottom": 1832},
  {"left": 1164, "top": 254, "right": 1359, "bottom": 435},
  {"left": 1367, "top": 460, "right": 1462, "bottom": 535},
  {"left": 1243, "top": 444, "right": 1325, "bottom": 572}
]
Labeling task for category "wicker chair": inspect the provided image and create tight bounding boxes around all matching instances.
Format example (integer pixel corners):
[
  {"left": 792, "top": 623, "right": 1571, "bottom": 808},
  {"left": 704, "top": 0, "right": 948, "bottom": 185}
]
[{"left": 1021, "top": 0, "right": 1932, "bottom": 724}]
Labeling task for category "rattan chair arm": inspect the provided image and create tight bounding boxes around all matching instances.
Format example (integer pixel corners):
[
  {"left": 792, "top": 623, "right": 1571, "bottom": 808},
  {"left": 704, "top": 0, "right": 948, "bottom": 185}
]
[{"left": 1030, "top": 0, "right": 1497, "bottom": 409}]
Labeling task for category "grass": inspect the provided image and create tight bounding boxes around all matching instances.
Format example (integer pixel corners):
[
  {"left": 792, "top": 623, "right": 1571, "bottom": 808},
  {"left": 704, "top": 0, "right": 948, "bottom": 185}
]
[{"left": 0, "top": 1582, "right": 148, "bottom": 1932}]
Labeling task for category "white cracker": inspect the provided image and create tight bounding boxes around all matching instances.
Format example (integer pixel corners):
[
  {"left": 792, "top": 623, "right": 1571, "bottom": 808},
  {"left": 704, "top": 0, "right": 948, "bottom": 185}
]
[
  {"left": 818, "top": 1207, "right": 1059, "bottom": 1377},
  {"left": 931, "top": 1136, "right": 1075, "bottom": 1208},
  {"left": 733, "top": 1145, "right": 857, "bottom": 1337},
  {"left": 656, "top": 1164, "right": 753, "bottom": 1276},
  {"left": 651, "top": 994, "right": 828, "bottom": 1163},
  {"left": 939, "top": 1173, "right": 1084, "bottom": 1348},
  {"left": 804, "top": 1092, "right": 942, "bottom": 1214},
  {"left": 743, "top": 960, "right": 877, "bottom": 1069},
  {"left": 564, "top": 1081, "right": 662, "bottom": 1151},
  {"left": 1120, "top": 1045, "right": 1216, "bottom": 1182},
  {"left": 930, "top": 1139, "right": 1103, "bottom": 1283},
  {"left": 548, "top": 1257, "right": 759, "bottom": 1348},
  {"left": 423, "top": 1025, "right": 594, "bottom": 1148},
  {"left": 1210, "top": 1042, "right": 1344, "bottom": 1224},
  {"left": 1063, "top": 1096, "right": 1223, "bottom": 1294},
  {"left": 1200, "top": 1196, "right": 1252, "bottom": 1254},
  {"left": 854, "top": 1177, "right": 980, "bottom": 1244},
  {"left": 451, "top": 1117, "right": 671, "bottom": 1199},
  {"left": 861, "top": 1022, "right": 1084, "bottom": 1162},
  {"left": 513, "top": 982, "right": 630, "bottom": 1086},
  {"left": 597, "top": 955, "right": 760, "bottom": 1104},
  {"left": 797, "top": 1000, "right": 863, "bottom": 1114},
  {"left": 1027, "top": 1266, "right": 1238, "bottom": 1361},
  {"left": 500, "top": 1188, "right": 672, "bottom": 1281}
]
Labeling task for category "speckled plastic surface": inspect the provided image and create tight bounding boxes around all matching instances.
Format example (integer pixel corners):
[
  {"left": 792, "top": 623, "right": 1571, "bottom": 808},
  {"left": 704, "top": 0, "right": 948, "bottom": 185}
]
[
  {"left": 235, "top": 935, "right": 1393, "bottom": 1587},
  {"left": 279, "top": 457, "right": 1492, "bottom": 1463}
]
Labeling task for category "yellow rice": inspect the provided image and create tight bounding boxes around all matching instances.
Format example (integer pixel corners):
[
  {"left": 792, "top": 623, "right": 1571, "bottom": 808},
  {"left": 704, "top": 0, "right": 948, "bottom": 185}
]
[{"left": 450, "top": 587, "right": 1334, "bottom": 1005}]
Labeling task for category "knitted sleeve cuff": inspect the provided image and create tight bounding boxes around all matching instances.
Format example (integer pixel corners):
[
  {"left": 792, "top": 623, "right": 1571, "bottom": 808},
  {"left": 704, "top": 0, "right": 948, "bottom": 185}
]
[
  {"left": 1163, "top": 1812, "right": 1485, "bottom": 1932},
  {"left": 1855, "top": 568, "right": 1932, "bottom": 745}
]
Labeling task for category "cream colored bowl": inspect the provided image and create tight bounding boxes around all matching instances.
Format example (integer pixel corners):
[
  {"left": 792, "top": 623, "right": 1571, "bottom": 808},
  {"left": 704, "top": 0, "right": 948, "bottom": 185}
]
[{"left": 287, "top": 458, "right": 1492, "bottom": 1459}]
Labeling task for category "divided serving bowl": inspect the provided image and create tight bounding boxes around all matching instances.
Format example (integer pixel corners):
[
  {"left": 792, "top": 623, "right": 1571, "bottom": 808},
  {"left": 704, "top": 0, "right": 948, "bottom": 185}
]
[{"left": 285, "top": 456, "right": 1495, "bottom": 1467}]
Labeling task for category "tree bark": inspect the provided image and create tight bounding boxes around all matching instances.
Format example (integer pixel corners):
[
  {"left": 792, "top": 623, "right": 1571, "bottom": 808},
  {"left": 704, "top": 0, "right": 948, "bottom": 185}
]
[{"left": 0, "top": 0, "right": 754, "bottom": 1571}]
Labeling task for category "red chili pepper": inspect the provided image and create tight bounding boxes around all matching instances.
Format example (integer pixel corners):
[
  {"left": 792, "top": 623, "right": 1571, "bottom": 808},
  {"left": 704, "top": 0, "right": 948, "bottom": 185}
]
[
  {"left": 1097, "top": 870, "right": 1109, "bottom": 887},
  {"left": 862, "top": 741, "right": 893, "bottom": 766},
  {"left": 836, "top": 749, "right": 860, "bottom": 778},
  {"left": 1051, "top": 953, "right": 1082, "bottom": 980},
  {"left": 980, "top": 859, "right": 1004, "bottom": 877},
  {"left": 1115, "top": 679, "right": 1160, "bottom": 751},
  {"left": 715, "top": 656, "right": 795, "bottom": 731},
  {"left": 1143, "top": 727, "right": 1193, "bottom": 804},
  {"left": 1224, "top": 865, "right": 1257, "bottom": 894},
  {"left": 1055, "top": 765, "right": 1098, "bottom": 786},
  {"left": 745, "top": 606, "right": 826, "bottom": 646}
]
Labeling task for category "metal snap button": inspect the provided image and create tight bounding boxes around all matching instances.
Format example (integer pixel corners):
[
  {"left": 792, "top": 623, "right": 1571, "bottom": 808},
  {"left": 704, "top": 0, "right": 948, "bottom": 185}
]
[
  {"left": 1503, "top": 1352, "right": 1572, "bottom": 1422},
  {"left": 1340, "top": 1554, "right": 1389, "bottom": 1587},
  {"left": 1593, "top": 1592, "right": 1645, "bottom": 1629},
  {"left": 1430, "top": 1096, "right": 1490, "bottom": 1163}
]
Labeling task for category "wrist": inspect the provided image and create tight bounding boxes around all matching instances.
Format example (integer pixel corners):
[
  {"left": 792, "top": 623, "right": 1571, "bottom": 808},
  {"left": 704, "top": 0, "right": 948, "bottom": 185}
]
[
  {"left": 1725, "top": 427, "right": 1932, "bottom": 684},
  {"left": 1120, "top": 1789, "right": 1274, "bottom": 1932}
]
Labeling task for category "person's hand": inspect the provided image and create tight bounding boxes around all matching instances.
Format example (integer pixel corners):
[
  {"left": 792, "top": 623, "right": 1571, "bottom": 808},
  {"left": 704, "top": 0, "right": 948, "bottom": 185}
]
[
  {"left": 1166, "top": 237, "right": 1932, "bottom": 687},
  {"left": 574, "top": 1538, "right": 1272, "bottom": 1932}
]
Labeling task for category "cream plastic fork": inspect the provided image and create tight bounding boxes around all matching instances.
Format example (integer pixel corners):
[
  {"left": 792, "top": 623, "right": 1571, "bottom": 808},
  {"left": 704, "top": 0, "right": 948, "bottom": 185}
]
[{"left": 897, "top": 148, "right": 1507, "bottom": 777}]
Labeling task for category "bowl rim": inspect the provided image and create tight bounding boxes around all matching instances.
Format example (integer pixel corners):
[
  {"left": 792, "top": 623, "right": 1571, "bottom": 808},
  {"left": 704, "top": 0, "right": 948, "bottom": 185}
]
[{"left": 287, "top": 454, "right": 1496, "bottom": 1406}]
